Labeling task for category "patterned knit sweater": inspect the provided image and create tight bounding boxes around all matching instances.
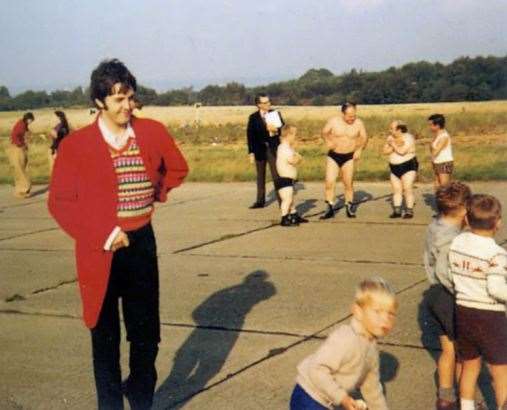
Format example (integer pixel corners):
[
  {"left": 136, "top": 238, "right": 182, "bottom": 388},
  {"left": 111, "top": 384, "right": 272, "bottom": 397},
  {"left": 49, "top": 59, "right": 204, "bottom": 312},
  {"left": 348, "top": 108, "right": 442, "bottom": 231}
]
[{"left": 109, "top": 137, "right": 155, "bottom": 231}]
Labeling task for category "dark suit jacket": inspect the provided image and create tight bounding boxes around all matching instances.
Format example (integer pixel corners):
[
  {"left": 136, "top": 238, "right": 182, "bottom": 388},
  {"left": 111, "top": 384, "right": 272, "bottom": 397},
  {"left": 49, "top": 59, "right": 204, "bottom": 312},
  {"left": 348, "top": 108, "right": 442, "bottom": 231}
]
[{"left": 246, "top": 110, "right": 284, "bottom": 161}]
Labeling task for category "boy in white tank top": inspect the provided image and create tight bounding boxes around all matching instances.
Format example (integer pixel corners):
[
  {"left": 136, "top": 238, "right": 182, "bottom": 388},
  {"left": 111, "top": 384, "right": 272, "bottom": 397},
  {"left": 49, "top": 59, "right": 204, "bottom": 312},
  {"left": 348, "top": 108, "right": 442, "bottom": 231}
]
[{"left": 429, "top": 114, "right": 454, "bottom": 188}]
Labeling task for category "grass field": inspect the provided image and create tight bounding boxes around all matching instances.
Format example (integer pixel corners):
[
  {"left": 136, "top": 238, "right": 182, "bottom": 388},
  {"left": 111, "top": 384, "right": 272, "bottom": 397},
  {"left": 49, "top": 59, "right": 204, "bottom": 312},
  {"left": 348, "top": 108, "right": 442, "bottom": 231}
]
[{"left": 1, "top": 101, "right": 506, "bottom": 184}]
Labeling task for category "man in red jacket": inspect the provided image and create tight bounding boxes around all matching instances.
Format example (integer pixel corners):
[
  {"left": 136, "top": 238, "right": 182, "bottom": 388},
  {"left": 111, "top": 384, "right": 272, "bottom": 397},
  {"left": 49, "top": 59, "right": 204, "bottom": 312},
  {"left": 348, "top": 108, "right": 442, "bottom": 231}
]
[
  {"left": 7, "top": 112, "right": 34, "bottom": 197},
  {"left": 48, "top": 59, "right": 188, "bottom": 410}
]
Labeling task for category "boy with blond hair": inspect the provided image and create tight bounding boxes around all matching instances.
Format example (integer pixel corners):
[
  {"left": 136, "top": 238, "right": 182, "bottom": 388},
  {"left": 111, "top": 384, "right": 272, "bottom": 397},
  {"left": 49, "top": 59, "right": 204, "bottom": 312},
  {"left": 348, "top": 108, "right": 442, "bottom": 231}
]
[
  {"left": 423, "top": 181, "right": 471, "bottom": 410},
  {"left": 449, "top": 194, "right": 507, "bottom": 410},
  {"left": 276, "top": 125, "right": 308, "bottom": 227},
  {"left": 290, "top": 277, "right": 397, "bottom": 410}
]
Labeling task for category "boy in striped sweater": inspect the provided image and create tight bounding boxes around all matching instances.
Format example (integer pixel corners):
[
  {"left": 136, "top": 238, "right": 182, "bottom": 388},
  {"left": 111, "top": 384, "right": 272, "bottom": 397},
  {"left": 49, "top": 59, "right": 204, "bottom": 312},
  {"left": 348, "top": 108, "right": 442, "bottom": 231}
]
[{"left": 449, "top": 194, "right": 507, "bottom": 410}]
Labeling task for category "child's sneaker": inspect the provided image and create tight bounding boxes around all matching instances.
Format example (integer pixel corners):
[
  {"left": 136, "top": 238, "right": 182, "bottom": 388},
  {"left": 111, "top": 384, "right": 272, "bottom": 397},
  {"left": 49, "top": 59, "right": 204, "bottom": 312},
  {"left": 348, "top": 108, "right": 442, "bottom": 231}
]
[
  {"left": 292, "top": 213, "right": 309, "bottom": 223},
  {"left": 345, "top": 202, "right": 357, "bottom": 218},
  {"left": 320, "top": 203, "right": 335, "bottom": 219},
  {"left": 281, "top": 215, "right": 296, "bottom": 227}
]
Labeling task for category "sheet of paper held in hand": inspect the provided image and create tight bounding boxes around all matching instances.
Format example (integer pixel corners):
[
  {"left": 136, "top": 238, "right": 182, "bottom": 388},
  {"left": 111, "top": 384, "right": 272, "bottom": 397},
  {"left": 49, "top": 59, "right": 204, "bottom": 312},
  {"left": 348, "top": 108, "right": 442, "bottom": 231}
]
[{"left": 264, "top": 110, "right": 282, "bottom": 129}]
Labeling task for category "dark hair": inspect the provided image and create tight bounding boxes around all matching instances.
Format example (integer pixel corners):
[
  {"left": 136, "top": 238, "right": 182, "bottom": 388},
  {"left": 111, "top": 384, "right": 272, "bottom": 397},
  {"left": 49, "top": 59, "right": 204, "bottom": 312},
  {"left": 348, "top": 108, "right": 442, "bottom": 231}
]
[
  {"left": 51, "top": 111, "right": 70, "bottom": 154},
  {"left": 341, "top": 102, "right": 356, "bottom": 113},
  {"left": 435, "top": 181, "right": 471, "bottom": 216},
  {"left": 23, "top": 112, "right": 34, "bottom": 123},
  {"left": 55, "top": 111, "right": 70, "bottom": 134},
  {"left": 396, "top": 123, "right": 408, "bottom": 133},
  {"left": 428, "top": 114, "right": 445, "bottom": 129},
  {"left": 90, "top": 59, "right": 137, "bottom": 108},
  {"left": 255, "top": 93, "right": 269, "bottom": 105},
  {"left": 466, "top": 194, "right": 502, "bottom": 231}
]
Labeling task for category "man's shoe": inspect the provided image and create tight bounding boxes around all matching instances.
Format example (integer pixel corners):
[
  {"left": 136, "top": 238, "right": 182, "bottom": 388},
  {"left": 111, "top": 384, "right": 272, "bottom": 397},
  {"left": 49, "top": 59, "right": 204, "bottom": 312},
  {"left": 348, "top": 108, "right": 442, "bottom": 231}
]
[
  {"left": 281, "top": 215, "right": 296, "bottom": 227},
  {"left": 345, "top": 202, "right": 357, "bottom": 218},
  {"left": 292, "top": 213, "right": 309, "bottom": 223},
  {"left": 320, "top": 204, "right": 335, "bottom": 220},
  {"left": 389, "top": 211, "right": 402, "bottom": 218},
  {"left": 249, "top": 201, "right": 265, "bottom": 209},
  {"left": 435, "top": 398, "right": 458, "bottom": 410}
]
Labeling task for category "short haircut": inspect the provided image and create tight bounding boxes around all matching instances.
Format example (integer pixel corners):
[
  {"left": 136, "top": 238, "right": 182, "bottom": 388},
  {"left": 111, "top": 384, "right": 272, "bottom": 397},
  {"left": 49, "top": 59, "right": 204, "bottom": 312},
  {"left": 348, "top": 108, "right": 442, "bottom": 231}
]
[
  {"left": 23, "top": 112, "right": 34, "bottom": 122},
  {"left": 435, "top": 182, "right": 472, "bottom": 216},
  {"left": 90, "top": 59, "right": 137, "bottom": 108},
  {"left": 428, "top": 114, "right": 445, "bottom": 129},
  {"left": 395, "top": 122, "right": 408, "bottom": 133},
  {"left": 341, "top": 102, "right": 356, "bottom": 113},
  {"left": 466, "top": 194, "right": 502, "bottom": 231},
  {"left": 355, "top": 277, "right": 397, "bottom": 309},
  {"left": 255, "top": 93, "right": 269, "bottom": 105},
  {"left": 281, "top": 124, "right": 297, "bottom": 139}
]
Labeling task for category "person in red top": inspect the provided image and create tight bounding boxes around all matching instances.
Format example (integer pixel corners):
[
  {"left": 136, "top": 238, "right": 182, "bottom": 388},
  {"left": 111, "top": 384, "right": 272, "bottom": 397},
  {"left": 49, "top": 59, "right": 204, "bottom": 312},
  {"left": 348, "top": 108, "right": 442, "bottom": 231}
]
[
  {"left": 7, "top": 112, "right": 34, "bottom": 197},
  {"left": 48, "top": 59, "right": 189, "bottom": 410}
]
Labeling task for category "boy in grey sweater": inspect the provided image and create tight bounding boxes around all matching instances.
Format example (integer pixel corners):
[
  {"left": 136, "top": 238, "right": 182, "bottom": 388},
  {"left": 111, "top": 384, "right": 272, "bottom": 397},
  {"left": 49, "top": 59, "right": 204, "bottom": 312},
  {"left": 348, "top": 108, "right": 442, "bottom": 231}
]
[
  {"left": 423, "top": 182, "right": 471, "bottom": 410},
  {"left": 290, "top": 277, "right": 397, "bottom": 410}
]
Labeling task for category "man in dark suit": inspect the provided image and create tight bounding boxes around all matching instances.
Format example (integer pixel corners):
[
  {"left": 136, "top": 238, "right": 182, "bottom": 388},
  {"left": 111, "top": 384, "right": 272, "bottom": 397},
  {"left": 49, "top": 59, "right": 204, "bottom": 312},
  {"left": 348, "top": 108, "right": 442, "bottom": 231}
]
[{"left": 246, "top": 93, "right": 283, "bottom": 208}]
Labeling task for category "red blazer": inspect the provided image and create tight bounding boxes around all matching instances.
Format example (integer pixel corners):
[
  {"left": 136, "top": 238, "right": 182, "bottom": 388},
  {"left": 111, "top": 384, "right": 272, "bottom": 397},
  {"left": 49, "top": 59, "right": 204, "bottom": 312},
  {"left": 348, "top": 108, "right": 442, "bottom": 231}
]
[{"left": 48, "top": 116, "right": 189, "bottom": 328}]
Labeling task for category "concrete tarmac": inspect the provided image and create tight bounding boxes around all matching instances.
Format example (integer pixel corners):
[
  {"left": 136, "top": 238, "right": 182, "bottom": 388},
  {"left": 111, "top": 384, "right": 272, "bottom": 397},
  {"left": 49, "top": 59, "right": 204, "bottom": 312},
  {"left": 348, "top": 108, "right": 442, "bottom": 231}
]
[{"left": 1, "top": 181, "right": 505, "bottom": 409}]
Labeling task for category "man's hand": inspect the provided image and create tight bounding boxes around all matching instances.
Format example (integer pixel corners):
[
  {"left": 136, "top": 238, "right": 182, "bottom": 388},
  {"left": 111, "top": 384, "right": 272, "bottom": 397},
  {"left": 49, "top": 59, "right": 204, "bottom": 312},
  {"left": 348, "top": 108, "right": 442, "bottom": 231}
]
[
  {"left": 341, "top": 395, "right": 359, "bottom": 410},
  {"left": 249, "top": 153, "right": 255, "bottom": 164},
  {"left": 353, "top": 149, "right": 362, "bottom": 161},
  {"left": 111, "top": 230, "right": 129, "bottom": 252},
  {"left": 266, "top": 124, "right": 278, "bottom": 134}
]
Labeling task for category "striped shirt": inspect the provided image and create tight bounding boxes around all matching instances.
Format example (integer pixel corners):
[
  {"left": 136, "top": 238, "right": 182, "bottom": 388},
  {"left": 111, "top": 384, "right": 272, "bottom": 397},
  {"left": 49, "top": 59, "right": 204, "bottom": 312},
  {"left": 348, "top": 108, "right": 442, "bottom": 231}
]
[
  {"left": 110, "top": 137, "right": 155, "bottom": 231},
  {"left": 449, "top": 232, "right": 507, "bottom": 312}
]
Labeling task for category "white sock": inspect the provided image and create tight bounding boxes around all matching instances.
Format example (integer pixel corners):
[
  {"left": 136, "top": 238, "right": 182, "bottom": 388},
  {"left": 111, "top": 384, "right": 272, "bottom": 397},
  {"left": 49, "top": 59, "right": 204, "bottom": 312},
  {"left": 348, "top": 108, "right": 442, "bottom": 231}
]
[{"left": 460, "top": 399, "right": 474, "bottom": 410}]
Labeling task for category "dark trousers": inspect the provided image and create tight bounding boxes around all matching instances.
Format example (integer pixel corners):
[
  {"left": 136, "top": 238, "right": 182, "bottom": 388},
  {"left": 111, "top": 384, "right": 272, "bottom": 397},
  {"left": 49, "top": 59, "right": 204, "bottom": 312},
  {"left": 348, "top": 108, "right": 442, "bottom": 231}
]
[
  {"left": 290, "top": 384, "right": 328, "bottom": 410},
  {"left": 255, "top": 145, "right": 281, "bottom": 204},
  {"left": 91, "top": 223, "right": 160, "bottom": 410}
]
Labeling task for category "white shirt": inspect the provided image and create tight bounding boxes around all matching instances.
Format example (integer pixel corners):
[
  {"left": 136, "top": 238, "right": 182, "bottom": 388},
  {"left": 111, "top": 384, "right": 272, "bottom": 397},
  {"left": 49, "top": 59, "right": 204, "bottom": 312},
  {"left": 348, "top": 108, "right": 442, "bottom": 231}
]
[
  {"left": 449, "top": 231, "right": 507, "bottom": 311},
  {"left": 432, "top": 130, "right": 453, "bottom": 164},
  {"left": 98, "top": 116, "right": 134, "bottom": 151},
  {"left": 276, "top": 142, "right": 297, "bottom": 179}
]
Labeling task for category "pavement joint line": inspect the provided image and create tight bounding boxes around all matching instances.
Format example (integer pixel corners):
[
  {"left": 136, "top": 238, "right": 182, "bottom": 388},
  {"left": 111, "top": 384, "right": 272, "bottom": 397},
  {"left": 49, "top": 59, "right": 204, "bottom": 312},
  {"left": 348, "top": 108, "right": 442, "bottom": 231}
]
[
  {"left": 0, "top": 227, "right": 60, "bottom": 242},
  {"left": 160, "top": 321, "right": 307, "bottom": 338},
  {"left": 176, "top": 252, "right": 425, "bottom": 268},
  {"left": 0, "top": 247, "right": 73, "bottom": 252},
  {"left": 172, "top": 223, "right": 278, "bottom": 254},
  {"left": 166, "top": 278, "right": 428, "bottom": 408},
  {"left": 4, "top": 278, "right": 77, "bottom": 303},
  {"left": 214, "top": 218, "right": 429, "bottom": 227}
]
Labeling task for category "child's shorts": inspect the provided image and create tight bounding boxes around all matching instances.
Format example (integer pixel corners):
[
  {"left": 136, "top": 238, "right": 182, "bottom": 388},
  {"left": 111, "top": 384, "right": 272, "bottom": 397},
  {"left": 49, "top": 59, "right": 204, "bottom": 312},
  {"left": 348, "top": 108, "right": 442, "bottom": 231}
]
[
  {"left": 432, "top": 161, "right": 454, "bottom": 175},
  {"left": 425, "top": 284, "right": 456, "bottom": 340},
  {"left": 275, "top": 177, "right": 295, "bottom": 190},
  {"left": 290, "top": 384, "right": 328, "bottom": 410},
  {"left": 456, "top": 305, "right": 507, "bottom": 364}
]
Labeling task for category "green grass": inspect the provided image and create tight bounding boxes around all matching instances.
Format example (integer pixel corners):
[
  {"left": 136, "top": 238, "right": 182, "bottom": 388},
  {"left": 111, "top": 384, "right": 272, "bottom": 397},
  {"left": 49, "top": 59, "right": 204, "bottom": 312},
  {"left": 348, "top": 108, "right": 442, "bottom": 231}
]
[{"left": 1, "top": 113, "right": 507, "bottom": 184}]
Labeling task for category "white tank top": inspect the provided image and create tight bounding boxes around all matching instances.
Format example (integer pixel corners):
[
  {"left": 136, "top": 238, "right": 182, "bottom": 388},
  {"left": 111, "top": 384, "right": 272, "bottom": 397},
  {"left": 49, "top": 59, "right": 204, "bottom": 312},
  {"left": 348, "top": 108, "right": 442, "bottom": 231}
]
[{"left": 432, "top": 130, "right": 453, "bottom": 163}]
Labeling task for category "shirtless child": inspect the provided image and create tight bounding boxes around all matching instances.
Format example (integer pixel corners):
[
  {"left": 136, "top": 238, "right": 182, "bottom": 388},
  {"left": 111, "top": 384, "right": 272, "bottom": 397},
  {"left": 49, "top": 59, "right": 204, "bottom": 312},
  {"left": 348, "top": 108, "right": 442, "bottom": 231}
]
[{"left": 320, "top": 102, "right": 368, "bottom": 219}]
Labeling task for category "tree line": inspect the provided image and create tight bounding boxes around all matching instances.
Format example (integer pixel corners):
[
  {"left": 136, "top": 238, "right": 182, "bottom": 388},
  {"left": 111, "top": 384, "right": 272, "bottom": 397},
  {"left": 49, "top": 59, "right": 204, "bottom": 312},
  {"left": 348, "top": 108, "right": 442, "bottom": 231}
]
[{"left": 1, "top": 55, "right": 505, "bottom": 110}]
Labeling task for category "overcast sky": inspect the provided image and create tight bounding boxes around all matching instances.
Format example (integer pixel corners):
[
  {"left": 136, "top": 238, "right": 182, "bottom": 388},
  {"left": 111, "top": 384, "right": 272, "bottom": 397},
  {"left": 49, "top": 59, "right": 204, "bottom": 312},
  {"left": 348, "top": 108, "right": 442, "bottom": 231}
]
[{"left": 1, "top": 0, "right": 506, "bottom": 94}]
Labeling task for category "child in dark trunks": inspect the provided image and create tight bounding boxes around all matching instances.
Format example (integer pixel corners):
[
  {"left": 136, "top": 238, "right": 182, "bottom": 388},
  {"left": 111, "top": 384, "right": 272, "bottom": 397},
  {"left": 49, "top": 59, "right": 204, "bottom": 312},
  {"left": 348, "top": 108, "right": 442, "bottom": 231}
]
[{"left": 383, "top": 121, "right": 418, "bottom": 219}]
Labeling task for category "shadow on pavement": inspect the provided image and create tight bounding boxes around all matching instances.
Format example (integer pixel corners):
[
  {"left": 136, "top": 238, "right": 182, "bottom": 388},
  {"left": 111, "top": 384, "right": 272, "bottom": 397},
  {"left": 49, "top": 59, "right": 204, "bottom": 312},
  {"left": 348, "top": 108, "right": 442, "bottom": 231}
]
[{"left": 153, "top": 270, "right": 276, "bottom": 409}]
